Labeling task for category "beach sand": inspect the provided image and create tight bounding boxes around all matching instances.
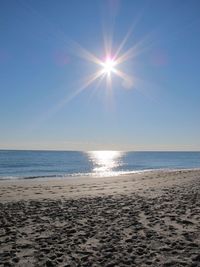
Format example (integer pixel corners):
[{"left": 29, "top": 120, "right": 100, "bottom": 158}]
[{"left": 0, "top": 170, "right": 199, "bottom": 266}]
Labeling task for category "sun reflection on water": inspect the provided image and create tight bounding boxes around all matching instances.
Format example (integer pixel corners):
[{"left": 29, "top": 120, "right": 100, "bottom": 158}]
[{"left": 88, "top": 151, "right": 123, "bottom": 177}]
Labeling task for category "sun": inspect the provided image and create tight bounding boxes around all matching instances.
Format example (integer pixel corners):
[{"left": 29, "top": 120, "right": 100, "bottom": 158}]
[
  {"left": 102, "top": 57, "right": 117, "bottom": 75},
  {"left": 58, "top": 26, "right": 142, "bottom": 105}
]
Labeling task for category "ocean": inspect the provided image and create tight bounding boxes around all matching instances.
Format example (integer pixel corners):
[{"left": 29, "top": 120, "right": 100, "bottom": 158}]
[{"left": 0, "top": 150, "right": 200, "bottom": 180}]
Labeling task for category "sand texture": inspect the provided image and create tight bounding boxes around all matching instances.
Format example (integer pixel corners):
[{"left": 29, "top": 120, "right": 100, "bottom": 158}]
[{"left": 0, "top": 170, "right": 200, "bottom": 266}]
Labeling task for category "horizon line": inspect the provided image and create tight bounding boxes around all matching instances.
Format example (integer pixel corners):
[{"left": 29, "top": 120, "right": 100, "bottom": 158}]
[{"left": 1, "top": 148, "right": 200, "bottom": 153}]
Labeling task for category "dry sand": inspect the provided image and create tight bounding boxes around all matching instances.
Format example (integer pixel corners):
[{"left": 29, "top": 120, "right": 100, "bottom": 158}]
[{"left": 0, "top": 170, "right": 200, "bottom": 266}]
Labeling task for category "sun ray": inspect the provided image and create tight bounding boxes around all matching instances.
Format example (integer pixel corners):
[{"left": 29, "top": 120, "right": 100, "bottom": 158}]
[
  {"left": 66, "top": 69, "right": 105, "bottom": 102},
  {"left": 113, "top": 26, "right": 134, "bottom": 60},
  {"left": 103, "top": 29, "right": 113, "bottom": 58},
  {"left": 105, "top": 71, "right": 114, "bottom": 109},
  {"left": 113, "top": 19, "right": 142, "bottom": 61},
  {"left": 88, "top": 72, "right": 106, "bottom": 101},
  {"left": 115, "top": 30, "right": 156, "bottom": 65},
  {"left": 106, "top": 72, "right": 112, "bottom": 90},
  {"left": 101, "top": 7, "right": 116, "bottom": 59},
  {"left": 113, "top": 3, "right": 151, "bottom": 60},
  {"left": 69, "top": 40, "right": 102, "bottom": 65}
]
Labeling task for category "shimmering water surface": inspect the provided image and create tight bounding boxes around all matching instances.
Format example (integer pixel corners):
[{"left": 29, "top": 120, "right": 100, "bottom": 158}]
[{"left": 0, "top": 150, "right": 200, "bottom": 180}]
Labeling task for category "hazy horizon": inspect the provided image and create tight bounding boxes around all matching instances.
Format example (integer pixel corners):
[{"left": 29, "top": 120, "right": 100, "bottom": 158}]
[{"left": 1, "top": 147, "right": 200, "bottom": 152}]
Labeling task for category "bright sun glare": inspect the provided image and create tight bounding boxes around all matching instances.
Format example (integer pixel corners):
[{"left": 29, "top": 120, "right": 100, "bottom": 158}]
[
  {"left": 57, "top": 21, "right": 152, "bottom": 106},
  {"left": 102, "top": 57, "right": 116, "bottom": 75},
  {"left": 89, "top": 151, "right": 122, "bottom": 176}
]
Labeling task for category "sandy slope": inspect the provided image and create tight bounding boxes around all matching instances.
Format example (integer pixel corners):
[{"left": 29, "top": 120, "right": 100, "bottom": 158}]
[{"left": 0, "top": 170, "right": 200, "bottom": 266}]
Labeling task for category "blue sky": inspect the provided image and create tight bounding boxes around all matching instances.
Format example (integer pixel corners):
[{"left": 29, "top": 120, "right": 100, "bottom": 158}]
[{"left": 0, "top": 0, "right": 200, "bottom": 151}]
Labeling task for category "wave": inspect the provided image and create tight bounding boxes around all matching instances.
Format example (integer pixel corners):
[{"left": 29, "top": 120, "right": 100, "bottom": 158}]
[
  {"left": 0, "top": 170, "right": 148, "bottom": 180},
  {"left": 0, "top": 168, "right": 200, "bottom": 181},
  {"left": 1, "top": 167, "right": 200, "bottom": 181}
]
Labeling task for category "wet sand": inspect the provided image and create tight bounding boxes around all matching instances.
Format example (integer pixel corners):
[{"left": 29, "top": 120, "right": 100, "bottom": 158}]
[{"left": 0, "top": 170, "right": 200, "bottom": 266}]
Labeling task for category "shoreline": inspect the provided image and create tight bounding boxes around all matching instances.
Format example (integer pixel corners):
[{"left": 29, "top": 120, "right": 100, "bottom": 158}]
[
  {"left": 0, "top": 169, "right": 199, "bottom": 202},
  {"left": 0, "top": 169, "right": 199, "bottom": 266},
  {"left": 1, "top": 166, "right": 200, "bottom": 180}
]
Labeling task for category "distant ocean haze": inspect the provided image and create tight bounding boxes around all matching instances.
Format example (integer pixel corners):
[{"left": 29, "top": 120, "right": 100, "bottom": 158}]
[{"left": 0, "top": 150, "right": 200, "bottom": 180}]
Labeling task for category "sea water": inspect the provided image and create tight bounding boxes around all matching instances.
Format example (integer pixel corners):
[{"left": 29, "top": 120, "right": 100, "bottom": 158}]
[{"left": 0, "top": 150, "right": 200, "bottom": 180}]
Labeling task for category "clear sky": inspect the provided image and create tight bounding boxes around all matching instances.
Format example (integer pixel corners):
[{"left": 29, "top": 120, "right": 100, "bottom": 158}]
[{"left": 0, "top": 0, "right": 200, "bottom": 151}]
